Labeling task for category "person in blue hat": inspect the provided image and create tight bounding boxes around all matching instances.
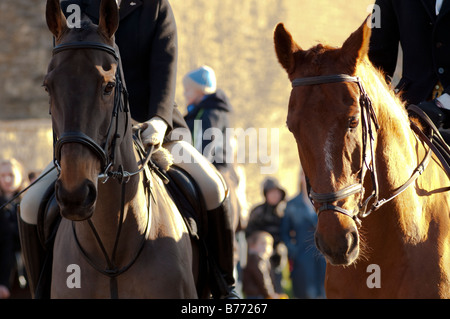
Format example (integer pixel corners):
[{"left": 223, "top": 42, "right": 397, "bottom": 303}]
[{"left": 183, "top": 66, "right": 233, "bottom": 172}]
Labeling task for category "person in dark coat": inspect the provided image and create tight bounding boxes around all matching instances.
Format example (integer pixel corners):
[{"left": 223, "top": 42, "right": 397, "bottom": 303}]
[
  {"left": 0, "top": 159, "right": 29, "bottom": 299},
  {"left": 369, "top": 0, "right": 450, "bottom": 131},
  {"left": 19, "top": 0, "right": 237, "bottom": 299},
  {"left": 280, "top": 173, "right": 326, "bottom": 299},
  {"left": 183, "top": 66, "right": 233, "bottom": 171},
  {"left": 242, "top": 231, "right": 278, "bottom": 299},
  {"left": 246, "top": 177, "right": 288, "bottom": 294},
  {"left": 0, "top": 204, "right": 13, "bottom": 299}
]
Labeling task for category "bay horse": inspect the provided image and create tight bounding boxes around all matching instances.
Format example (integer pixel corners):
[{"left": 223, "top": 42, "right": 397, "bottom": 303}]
[
  {"left": 274, "top": 18, "right": 449, "bottom": 298},
  {"left": 44, "top": 0, "right": 201, "bottom": 298}
]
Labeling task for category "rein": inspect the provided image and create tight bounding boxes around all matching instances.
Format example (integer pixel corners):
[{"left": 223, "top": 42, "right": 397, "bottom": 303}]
[{"left": 291, "top": 74, "right": 432, "bottom": 226}]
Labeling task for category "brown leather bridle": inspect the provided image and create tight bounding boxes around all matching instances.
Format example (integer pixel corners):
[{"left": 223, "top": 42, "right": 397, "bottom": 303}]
[{"left": 291, "top": 74, "right": 432, "bottom": 226}]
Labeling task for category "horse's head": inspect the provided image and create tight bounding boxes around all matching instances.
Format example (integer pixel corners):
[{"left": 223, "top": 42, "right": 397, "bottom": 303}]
[
  {"left": 45, "top": 0, "right": 122, "bottom": 221},
  {"left": 274, "top": 18, "right": 375, "bottom": 265}
]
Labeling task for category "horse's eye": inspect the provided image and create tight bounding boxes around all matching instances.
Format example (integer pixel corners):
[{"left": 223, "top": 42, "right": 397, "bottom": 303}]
[
  {"left": 104, "top": 82, "right": 116, "bottom": 95},
  {"left": 348, "top": 116, "right": 359, "bottom": 129},
  {"left": 42, "top": 84, "right": 49, "bottom": 95},
  {"left": 286, "top": 121, "right": 292, "bottom": 132}
]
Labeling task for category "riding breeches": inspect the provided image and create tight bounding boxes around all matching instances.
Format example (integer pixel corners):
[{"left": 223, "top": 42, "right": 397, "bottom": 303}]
[{"left": 20, "top": 140, "right": 227, "bottom": 225}]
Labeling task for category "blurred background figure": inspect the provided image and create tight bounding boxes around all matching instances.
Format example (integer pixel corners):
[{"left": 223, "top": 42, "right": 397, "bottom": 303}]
[
  {"left": 280, "top": 171, "right": 326, "bottom": 299},
  {"left": 0, "top": 158, "right": 29, "bottom": 299},
  {"left": 246, "top": 177, "right": 288, "bottom": 295},
  {"left": 242, "top": 231, "right": 282, "bottom": 299},
  {"left": 183, "top": 66, "right": 250, "bottom": 295},
  {"left": 183, "top": 65, "right": 233, "bottom": 171}
]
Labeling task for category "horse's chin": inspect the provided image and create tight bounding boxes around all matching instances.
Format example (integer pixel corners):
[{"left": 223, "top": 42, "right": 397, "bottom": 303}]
[
  {"left": 315, "top": 225, "right": 360, "bottom": 266},
  {"left": 322, "top": 246, "right": 360, "bottom": 267}
]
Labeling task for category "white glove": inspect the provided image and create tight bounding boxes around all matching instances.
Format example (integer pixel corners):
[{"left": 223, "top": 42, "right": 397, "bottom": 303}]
[
  {"left": 134, "top": 117, "right": 168, "bottom": 150},
  {"left": 436, "top": 93, "right": 450, "bottom": 110}
]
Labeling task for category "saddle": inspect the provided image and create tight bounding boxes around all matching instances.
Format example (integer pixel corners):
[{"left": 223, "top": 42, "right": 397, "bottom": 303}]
[
  {"left": 35, "top": 181, "right": 60, "bottom": 299},
  {"left": 34, "top": 147, "right": 206, "bottom": 298},
  {"left": 164, "top": 165, "right": 205, "bottom": 240},
  {"left": 408, "top": 104, "right": 450, "bottom": 180}
]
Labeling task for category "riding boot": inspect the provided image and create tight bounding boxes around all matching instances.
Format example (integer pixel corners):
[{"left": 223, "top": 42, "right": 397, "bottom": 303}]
[
  {"left": 17, "top": 207, "right": 47, "bottom": 299},
  {"left": 206, "top": 193, "right": 240, "bottom": 299}
]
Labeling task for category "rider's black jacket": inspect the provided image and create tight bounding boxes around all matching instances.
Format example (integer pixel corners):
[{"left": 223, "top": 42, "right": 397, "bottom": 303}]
[
  {"left": 61, "top": 0, "right": 187, "bottom": 133},
  {"left": 369, "top": 0, "right": 450, "bottom": 105}
]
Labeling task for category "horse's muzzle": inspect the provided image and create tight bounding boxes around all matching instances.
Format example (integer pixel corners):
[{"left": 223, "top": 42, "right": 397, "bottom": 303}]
[
  {"left": 55, "top": 179, "right": 97, "bottom": 221},
  {"left": 314, "top": 211, "right": 360, "bottom": 266}
]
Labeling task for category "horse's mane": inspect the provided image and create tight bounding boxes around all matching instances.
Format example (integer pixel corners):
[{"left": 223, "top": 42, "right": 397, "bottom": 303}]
[
  {"left": 355, "top": 57, "right": 431, "bottom": 242},
  {"left": 355, "top": 57, "right": 412, "bottom": 141}
]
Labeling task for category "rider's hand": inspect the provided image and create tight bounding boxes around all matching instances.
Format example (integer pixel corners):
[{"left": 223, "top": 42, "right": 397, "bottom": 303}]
[
  {"left": 0, "top": 285, "right": 10, "bottom": 299},
  {"left": 436, "top": 93, "right": 450, "bottom": 128},
  {"left": 134, "top": 117, "right": 168, "bottom": 151}
]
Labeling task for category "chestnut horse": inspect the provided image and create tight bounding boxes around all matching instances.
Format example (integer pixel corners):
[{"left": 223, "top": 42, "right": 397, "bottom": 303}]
[
  {"left": 44, "top": 0, "right": 201, "bottom": 298},
  {"left": 274, "top": 18, "right": 449, "bottom": 298}
]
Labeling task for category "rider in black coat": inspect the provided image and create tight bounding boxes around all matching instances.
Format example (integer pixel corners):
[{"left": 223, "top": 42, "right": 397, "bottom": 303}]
[
  {"left": 61, "top": 0, "right": 187, "bottom": 131},
  {"left": 369, "top": 0, "right": 450, "bottom": 129}
]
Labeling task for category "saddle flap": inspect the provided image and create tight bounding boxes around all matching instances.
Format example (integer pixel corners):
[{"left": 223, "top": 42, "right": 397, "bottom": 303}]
[
  {"left": 164, "top": 165, "right": 206, "bottom": 240},
  {"left": 37, "top": 182, "right": 61, "bottom": 249}
]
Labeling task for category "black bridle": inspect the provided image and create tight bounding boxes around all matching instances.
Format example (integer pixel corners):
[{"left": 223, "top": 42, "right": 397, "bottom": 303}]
[
  {"left": 51, "top": 41, "right": 128, "bottom": 178},
  {"left": 291, "top": 74, "right": 432, "bottom": 226},
  {"left": 49, "top": 40, "right": 153, "bottom": 299}
]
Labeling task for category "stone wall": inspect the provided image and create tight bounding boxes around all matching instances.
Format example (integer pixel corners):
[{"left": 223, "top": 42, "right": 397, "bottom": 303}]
[{"left": 0, "top": 119, "right": 52, "bottom": 173}]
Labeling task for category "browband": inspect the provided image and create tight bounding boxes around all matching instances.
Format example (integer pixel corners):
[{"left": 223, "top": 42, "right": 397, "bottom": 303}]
[{"left": 53, "top": 41, "right": 119, "bottom": 61}]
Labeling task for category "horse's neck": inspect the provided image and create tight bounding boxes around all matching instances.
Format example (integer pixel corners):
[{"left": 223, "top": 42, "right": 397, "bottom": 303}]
[{"left": 358, "top": 62, "right": 446, "bottom": 242}]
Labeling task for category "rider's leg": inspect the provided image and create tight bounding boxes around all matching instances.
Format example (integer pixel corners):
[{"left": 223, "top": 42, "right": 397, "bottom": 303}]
[
  {"left": 20, "top": 162, "right": 57, "bottom": 224},
  {"left": 165, "top": 140, "right": 237, "bottom": 298},
  {"left": 18, "top": 162, "right": 57, "bottom": 298}
]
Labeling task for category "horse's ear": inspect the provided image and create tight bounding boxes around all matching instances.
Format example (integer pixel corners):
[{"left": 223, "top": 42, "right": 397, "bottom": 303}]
[
  {"left": 46, "top": 0, "right": 67, "bottom": 38},
  {"left": 274, "top": 23, "right": 302, "bottom": 74},
  {"left": 341, "top": 15, "right": 372, "bottom": 70},
  {"left": 98, "top": 0, "right": 119, "bottom": 39}
]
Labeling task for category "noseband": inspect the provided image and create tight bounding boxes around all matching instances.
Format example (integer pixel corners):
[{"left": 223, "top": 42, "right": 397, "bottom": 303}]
[
  {"left": 291, "top": 74, "right": 431, "bottom": 226},
  {"left": 51, "top": 41, "right": 129, "bottom": 177}
]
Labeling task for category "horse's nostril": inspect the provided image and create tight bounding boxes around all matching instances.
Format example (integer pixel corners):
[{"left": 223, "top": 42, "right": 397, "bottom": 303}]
[
  {"left": 84, "top": 179, "right": 97, "bottom": 207},
  {"left": 346, "top": 230, "right": 359, "bottom": 255},
  {"left": 56, "top": 179, "right": 97, "bottom": 207}
]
